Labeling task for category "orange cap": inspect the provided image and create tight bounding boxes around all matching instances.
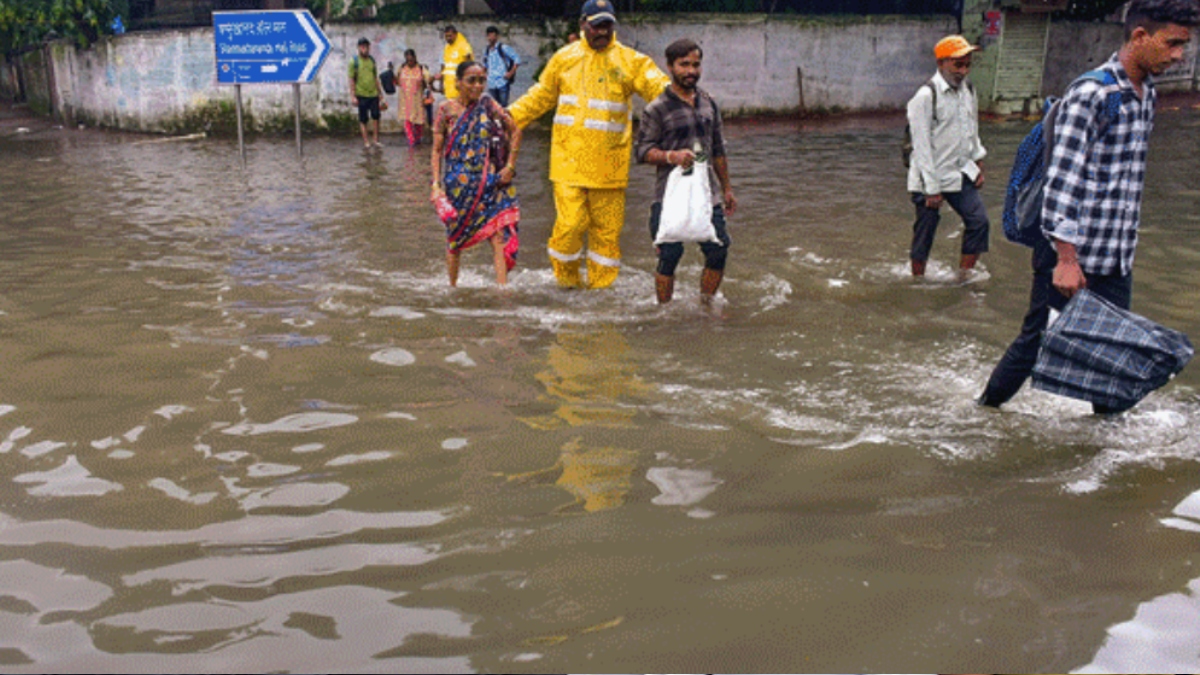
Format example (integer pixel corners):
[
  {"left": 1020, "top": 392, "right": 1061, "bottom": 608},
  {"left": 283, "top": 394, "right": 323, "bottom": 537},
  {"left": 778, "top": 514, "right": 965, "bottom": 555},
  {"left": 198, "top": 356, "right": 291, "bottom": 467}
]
[{"left": 934, "top": 35, "right": 979, "bottom": 60}]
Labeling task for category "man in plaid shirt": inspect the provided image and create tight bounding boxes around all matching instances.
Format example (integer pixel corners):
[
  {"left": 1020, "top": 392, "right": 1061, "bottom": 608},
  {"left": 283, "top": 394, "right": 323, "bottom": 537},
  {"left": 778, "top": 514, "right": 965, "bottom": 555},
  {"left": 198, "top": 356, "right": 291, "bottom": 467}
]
[
  {"left": 635, "top": 38, "right": 737, "bottom": 304},
  {"left": 980, "top": 0, "right": 1199, "bottom": 412}
]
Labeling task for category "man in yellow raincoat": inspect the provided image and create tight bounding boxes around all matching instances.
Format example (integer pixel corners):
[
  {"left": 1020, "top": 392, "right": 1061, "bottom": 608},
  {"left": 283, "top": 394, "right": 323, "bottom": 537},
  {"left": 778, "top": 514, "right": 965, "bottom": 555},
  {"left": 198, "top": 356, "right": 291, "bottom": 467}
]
[
  {"left": 508, "top": 0, "right": 669, "bottom": 289},
  {"left": 435, "top": 25, "right": 473, "bottom": 100}
]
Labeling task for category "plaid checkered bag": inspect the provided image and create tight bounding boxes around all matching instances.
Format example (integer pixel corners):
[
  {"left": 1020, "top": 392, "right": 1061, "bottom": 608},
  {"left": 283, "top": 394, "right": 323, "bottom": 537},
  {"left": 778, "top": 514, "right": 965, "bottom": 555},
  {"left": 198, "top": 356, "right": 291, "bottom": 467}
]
[{"left": 1033, "top": 289, "right": 1193, "bottom": 409}]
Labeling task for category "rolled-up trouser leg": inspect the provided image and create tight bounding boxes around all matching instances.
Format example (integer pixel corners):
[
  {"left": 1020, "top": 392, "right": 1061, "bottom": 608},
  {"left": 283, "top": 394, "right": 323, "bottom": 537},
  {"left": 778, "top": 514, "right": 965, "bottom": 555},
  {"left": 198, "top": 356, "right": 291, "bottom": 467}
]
[
  {"left": 584, "top": 187, "right": 627, "bottom": 289},
  {"left": 944, "top": 178, "right": 990, "bottom": 256},
  {"left": 910, "top": 192, "right": 940, "bottom": 262},
  {"left": 549, "top": 183, "right": 589, "bottom": 288}
]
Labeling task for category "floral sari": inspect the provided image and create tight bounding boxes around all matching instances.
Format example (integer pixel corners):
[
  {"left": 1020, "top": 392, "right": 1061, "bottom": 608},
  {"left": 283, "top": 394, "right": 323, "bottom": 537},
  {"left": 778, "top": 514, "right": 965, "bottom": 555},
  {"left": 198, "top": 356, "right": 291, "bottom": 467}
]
[{"left": 440, "top": 95, "right": 519, "bottom": 269}]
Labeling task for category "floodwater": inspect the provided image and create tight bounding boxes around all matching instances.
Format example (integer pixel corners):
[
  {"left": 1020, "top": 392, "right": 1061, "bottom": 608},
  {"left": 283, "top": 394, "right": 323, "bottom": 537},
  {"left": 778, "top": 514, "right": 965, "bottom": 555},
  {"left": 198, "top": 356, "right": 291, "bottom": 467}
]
[{"left": 1, "top": 98, "right": 1199, "bottom": 674}]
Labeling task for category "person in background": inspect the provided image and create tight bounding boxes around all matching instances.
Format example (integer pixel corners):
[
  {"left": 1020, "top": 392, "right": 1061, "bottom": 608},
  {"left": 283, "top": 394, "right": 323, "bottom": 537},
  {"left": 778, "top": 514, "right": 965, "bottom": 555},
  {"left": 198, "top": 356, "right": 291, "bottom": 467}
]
[
  {"left": 483, "top": 25, "right": 521, "bottom": 107},
  {"left": 435, "top": 25, "right": 473, "bottom": 101},
  {"left": 635, "top": 38, "right": 737, "bottom": 305},
  {"left": 905, "top": 34, "right": 989, "bottom": 280},
  {"left": 349, "top": 37, "right": 384, "bottom": 150},
  {"left": 431, "top": 61, "right": 523, "bottom": 288},
  {"left": 397, "top": 49, "right": 431, "bottom": 147},
  {"left": 507, "top": 0, "right": 670, "bottom": 289},
  {"left": 979, "top": 0, "right": 1199, "bottom": 412}
]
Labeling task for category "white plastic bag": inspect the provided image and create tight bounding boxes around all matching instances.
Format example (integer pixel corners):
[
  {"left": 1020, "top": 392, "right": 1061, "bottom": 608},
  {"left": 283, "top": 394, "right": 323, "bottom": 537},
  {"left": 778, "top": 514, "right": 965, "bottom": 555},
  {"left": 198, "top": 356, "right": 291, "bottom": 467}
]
[{"left": 654, "top": 160, "right": 718, "bottom": 245}]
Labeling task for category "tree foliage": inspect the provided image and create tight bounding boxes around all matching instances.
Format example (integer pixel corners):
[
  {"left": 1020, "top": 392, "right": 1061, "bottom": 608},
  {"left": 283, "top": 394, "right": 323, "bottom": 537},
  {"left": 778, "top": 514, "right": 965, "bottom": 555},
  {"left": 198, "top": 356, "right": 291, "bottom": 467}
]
[{"left": 0, "top": 0, "right": 122, "bottom": 54}]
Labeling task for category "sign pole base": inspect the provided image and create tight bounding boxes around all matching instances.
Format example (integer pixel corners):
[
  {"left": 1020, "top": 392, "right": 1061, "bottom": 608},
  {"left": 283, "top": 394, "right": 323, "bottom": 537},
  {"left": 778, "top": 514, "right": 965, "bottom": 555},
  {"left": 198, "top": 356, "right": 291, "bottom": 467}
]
[
  {"left": 235, "top": 84, "right": 246, "bottom": 167},
  {"left": 294, "top": 83, "right": 303, "bottom": 158}
]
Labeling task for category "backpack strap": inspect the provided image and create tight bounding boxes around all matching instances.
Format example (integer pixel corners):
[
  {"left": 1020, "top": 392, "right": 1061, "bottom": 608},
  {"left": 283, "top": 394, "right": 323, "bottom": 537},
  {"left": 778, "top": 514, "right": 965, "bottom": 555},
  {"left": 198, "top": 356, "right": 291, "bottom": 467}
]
[
  {"left": 1070, "top": 68, "right": 1123, "bottom": 137},
  {"left": 1041, "top": 69, "right": 1122, "bottom": 176},
  {"left": 925, "top": 79, "right": 938, "bottom": 125}
]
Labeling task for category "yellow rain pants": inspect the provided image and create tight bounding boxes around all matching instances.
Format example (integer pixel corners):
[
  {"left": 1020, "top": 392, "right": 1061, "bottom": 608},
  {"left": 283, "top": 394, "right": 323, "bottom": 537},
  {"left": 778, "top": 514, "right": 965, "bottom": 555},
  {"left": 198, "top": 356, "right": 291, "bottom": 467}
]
[{"left": 550, "top": 184, "right": 627, "bottom": 289}]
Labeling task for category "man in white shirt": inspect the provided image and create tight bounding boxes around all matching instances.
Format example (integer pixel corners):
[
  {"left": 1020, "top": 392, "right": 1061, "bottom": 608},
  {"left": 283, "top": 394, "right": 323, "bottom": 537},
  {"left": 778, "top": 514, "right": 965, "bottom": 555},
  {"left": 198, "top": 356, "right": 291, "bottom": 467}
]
[{"left": 906, "top": 35, "right": 989, "bottom": 279}]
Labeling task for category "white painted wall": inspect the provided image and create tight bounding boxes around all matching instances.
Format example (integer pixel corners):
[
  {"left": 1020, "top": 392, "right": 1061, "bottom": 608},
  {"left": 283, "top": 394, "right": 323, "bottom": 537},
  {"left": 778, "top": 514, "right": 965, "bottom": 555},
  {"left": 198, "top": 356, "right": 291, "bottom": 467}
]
[{"left": 30, "top": 15, "right": 962, "bottom": 133}]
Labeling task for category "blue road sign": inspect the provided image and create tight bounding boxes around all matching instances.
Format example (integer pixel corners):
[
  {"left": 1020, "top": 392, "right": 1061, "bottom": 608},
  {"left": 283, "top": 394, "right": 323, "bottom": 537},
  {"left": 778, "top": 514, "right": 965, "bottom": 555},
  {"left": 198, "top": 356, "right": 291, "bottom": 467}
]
[{"left": 214, "top": 10, "right": 331, "bottom": 85}]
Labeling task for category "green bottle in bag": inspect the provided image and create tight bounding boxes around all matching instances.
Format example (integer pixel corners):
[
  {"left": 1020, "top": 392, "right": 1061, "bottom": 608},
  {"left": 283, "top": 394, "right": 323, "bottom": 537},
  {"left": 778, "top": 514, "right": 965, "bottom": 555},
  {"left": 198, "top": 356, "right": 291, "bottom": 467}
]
[{"left": 683, "top": 140, "right": 705, "bottom": 176}]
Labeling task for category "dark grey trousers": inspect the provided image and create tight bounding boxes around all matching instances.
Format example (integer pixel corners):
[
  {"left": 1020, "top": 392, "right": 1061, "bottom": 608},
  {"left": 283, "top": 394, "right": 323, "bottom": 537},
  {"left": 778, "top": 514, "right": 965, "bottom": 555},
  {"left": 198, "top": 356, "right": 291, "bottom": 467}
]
[{"left": 909, "top": 174, "right": 990, "bottom": 262}]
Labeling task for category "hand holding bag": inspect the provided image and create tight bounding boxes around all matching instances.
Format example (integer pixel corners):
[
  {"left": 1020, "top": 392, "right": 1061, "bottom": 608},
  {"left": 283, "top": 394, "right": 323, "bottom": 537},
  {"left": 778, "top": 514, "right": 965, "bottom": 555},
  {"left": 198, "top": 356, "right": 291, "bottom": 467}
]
[{"left": 653, "top": 160, "right": 718, "bottom": 245}]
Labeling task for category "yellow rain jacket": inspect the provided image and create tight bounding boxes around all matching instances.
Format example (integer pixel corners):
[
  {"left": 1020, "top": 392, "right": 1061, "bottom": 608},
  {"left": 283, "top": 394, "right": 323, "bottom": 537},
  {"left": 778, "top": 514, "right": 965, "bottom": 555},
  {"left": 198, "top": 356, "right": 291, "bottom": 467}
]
[
  {"left": 509, "top": 37, "right": 669, "bottom": 189},
  {"left": 441, "top": 33, "right": 473, "bottom": 100}
]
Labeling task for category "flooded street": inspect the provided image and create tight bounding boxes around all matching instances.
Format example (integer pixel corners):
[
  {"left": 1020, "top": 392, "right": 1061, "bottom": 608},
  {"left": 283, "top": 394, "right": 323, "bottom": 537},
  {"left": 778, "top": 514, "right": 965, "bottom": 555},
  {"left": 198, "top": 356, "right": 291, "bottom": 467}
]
[{"left": 2, "top": 100, "right": 1200, "bottom": 673}]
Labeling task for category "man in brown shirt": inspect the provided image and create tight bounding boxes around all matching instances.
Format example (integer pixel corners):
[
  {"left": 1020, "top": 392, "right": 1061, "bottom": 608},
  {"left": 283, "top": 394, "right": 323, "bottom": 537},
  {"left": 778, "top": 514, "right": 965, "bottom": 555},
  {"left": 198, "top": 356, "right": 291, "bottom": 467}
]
[{"left": 635, "top": 38, "right": 737, "bottom": 304}]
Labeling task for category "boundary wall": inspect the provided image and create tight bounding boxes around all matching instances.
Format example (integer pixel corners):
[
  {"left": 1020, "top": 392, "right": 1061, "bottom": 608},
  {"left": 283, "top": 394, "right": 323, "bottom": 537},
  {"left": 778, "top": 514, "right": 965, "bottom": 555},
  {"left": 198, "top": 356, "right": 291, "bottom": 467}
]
[
  {"left": 0, "top": 15, "right": 957, "bottom": 133},
  {"left": 6, "top": 14, "right": 1193, "bottom": 134}
]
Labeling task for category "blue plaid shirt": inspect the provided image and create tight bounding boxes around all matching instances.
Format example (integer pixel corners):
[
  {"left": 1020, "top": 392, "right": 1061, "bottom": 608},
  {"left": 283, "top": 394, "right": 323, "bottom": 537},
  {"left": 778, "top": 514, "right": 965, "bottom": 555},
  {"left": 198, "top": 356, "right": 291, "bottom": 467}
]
[{"left": 1042, "top": 54, "right": 1155, "bottom": 277}]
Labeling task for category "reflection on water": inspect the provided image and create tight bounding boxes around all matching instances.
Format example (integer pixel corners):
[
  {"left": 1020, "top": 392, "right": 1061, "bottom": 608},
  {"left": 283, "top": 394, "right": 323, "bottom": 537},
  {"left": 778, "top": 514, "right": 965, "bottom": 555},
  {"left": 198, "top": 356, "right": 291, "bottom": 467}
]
[
  {"left": 1078, "top": 484, "right": 1200, "bottom": 673},
  {"left": 1, "top": 102, "right": 1199, "bottom": 672}
]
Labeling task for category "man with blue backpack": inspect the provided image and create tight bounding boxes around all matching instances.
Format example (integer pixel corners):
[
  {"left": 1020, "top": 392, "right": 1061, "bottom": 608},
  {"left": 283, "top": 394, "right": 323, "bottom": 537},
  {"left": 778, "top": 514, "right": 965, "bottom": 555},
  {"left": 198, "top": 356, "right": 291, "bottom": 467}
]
[
  {"left": 483, "top": 26, "right": 521, "bottom": 106},
  {"left": 979, "top": 0, "right": 1200, "bottom": 412}
]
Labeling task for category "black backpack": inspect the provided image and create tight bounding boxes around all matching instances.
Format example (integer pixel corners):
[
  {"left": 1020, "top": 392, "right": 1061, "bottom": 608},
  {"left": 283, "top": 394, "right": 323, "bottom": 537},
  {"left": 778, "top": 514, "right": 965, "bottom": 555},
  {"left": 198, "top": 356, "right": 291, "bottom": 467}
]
[{"left": 379, "top": 66, "right": 396, "bottom": 95}]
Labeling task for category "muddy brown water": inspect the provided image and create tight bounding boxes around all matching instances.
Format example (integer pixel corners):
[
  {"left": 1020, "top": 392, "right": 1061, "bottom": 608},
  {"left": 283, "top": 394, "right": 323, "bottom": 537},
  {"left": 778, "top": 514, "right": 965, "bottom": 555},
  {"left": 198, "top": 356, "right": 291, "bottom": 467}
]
[{"left": 1, "top": 100, "right": 1199, "bottom": 673}]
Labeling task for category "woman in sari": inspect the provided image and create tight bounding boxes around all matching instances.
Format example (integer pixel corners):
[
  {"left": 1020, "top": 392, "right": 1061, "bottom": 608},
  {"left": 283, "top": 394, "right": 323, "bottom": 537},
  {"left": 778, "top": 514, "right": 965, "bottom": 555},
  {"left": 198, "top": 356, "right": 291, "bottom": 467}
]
[
  {"left": 397, "top": 49, "right": 431, "bottom": 147},
  {"left": 431, "top": 60, "right": 522, "bottom": 287}
]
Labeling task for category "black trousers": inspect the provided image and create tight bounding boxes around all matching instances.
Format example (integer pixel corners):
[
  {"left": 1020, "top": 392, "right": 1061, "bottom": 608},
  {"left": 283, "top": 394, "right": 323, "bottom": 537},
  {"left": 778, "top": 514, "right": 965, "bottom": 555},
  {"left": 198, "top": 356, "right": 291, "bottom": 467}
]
[
  {"left": 981, "top": 236, "right": 1132, "bottom": 411},
  {"left": 649, "top": 203, "right": 730, "bottom": 276},
  {"left": 910, "top": 175, "right": 990, "bottom": 262}
]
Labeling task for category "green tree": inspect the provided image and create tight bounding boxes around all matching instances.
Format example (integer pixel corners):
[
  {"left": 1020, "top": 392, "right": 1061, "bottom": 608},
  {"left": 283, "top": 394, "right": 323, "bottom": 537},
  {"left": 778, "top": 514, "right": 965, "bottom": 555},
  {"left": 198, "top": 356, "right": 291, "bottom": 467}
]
[{"left": 0, "top": 0, "right": 119, "bottom": 53}]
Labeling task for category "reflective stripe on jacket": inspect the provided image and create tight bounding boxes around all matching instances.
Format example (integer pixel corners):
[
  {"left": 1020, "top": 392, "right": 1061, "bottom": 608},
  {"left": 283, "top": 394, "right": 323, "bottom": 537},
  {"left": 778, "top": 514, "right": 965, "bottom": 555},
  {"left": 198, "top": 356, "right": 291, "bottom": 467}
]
[{"left": 509, "top": 38, "right": 669, "bottom": 189}]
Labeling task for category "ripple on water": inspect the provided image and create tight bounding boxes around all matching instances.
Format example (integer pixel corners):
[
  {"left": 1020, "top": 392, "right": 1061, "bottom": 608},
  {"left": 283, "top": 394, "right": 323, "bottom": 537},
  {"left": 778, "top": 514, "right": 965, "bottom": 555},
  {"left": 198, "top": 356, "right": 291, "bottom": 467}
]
[
  {"left": 80, "top": 586, "right": 471, "bottom": 673},
  {"left": 221, "top": 412, "right": 358, "bottom": 436},
  {"left": 1160, "top": 488, "right": 1200, "bottom": 533},
  {"left": 239, "top": 482, "right": 350, "bottom": 511},
  {"left": 368, "top": 348, "right": 416, "bottom": 367},
  {"left": 20, "top": 440, "right": 67, "bottom": 458},
  {"left": 369, "top": 306, "right": 426, "bottom": 320},
  {"left": 0, "top": 508, "right": 451, "bottom": 549},
  {"left": 325, "top": 451, "right": 393, "bottom": 466},
  {"left": 0, "top": 426, "right": 33, "bottom": 453},
  {"left": 122, "top": 542, "right": 441, "bottom": 594},
  {"left": 445, "top": 350, "right": 477, "bottom": 367},
  {"left": 246, "top": 462, "right": 303, "bottom": 478},
  {"left": 0, "top": 560, "right": 113, "bottom": 612},
  {"left": 148, "top": 478, "right": 218, "bottom": 505},
  {"left": 13, "top": 456, "right": 123, "bottom": 497}
]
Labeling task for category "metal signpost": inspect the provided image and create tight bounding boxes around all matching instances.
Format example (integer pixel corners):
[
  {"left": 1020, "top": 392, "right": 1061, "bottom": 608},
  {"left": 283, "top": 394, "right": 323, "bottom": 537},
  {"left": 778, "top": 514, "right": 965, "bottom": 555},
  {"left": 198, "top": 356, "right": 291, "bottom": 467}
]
[{"left": 213, "top": 10, "right": 331, "bottom": 163}]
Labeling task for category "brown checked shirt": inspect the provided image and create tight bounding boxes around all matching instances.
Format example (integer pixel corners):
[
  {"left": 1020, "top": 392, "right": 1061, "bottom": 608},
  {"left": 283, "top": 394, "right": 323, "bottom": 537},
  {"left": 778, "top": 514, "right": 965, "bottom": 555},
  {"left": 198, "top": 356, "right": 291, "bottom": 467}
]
[{"left": 635, "top": 86, "right": 726, "bottom": 204}]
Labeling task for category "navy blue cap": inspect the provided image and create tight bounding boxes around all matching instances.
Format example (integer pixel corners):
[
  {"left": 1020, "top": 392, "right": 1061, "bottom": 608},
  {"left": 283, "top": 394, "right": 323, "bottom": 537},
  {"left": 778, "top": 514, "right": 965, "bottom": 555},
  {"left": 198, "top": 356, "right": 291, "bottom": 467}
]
[{"left": 581, "top": 0, "right": 617, "bottom": 25}]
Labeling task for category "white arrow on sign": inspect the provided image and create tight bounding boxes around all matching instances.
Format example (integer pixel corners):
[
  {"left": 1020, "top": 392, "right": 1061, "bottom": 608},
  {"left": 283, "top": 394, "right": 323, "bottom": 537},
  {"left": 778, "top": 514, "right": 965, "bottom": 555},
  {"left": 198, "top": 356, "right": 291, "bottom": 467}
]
[{"left": 298, "top": 11, "right": 329, "bottom": 83}]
